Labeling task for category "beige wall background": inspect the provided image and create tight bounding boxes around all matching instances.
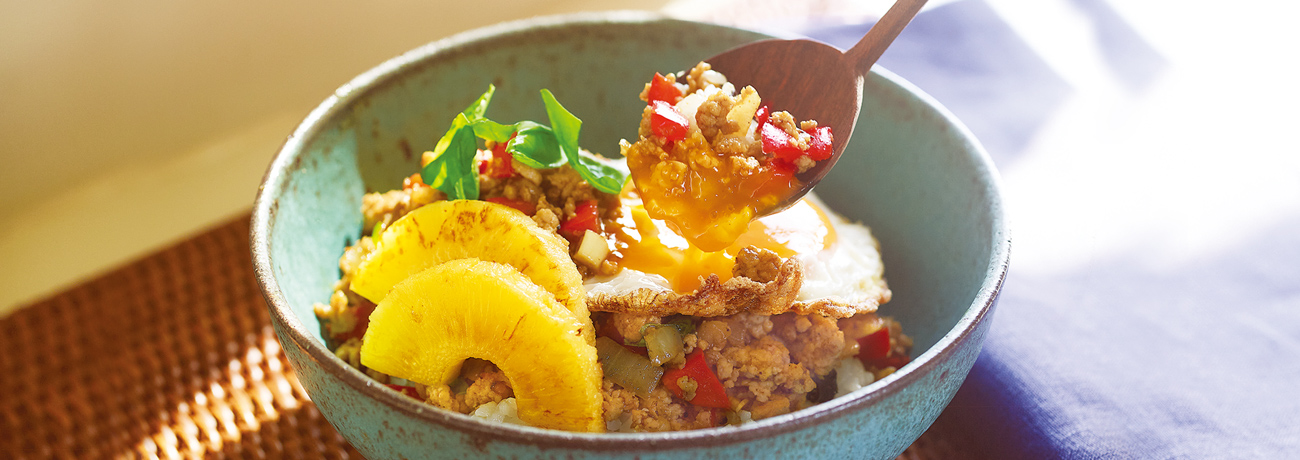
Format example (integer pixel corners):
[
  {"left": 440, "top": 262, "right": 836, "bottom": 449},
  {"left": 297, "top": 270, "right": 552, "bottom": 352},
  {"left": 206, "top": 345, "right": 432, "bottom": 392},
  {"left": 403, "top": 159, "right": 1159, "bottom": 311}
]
[{"left": 0, "top": 0, "right": 673, "bottom": 312}]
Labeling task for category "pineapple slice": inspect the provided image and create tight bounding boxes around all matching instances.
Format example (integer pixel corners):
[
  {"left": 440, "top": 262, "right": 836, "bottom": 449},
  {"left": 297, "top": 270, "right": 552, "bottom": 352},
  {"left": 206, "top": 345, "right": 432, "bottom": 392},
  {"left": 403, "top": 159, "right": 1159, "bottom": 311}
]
[
  {"left": 350, "top": 199, "right": 592, "bottom": 342},
  {"left": 360, "top": 258, "right": 604, "bottom": 432}
]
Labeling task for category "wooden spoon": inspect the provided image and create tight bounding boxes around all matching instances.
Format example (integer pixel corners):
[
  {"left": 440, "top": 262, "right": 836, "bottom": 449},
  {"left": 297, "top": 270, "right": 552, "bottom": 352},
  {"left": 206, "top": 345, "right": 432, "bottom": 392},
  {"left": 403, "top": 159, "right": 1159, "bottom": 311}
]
[{"left": 706, "top": 0, "right": 928, "bottom": 216}]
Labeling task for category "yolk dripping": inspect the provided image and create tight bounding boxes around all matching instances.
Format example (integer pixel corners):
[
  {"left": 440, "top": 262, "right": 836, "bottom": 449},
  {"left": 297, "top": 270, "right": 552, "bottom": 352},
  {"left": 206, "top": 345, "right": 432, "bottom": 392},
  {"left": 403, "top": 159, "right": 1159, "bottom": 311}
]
[{"left": 608, "top": 191, "right": 837, "bottom": 293}]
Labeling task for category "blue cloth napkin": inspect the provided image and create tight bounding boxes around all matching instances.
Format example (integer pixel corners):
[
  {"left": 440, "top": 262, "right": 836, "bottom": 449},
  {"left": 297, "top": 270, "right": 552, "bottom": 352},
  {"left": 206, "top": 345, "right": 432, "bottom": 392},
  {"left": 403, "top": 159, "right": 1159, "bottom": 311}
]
[{"left": 796, "top": 1, "right": 1300, "bottom": 457}]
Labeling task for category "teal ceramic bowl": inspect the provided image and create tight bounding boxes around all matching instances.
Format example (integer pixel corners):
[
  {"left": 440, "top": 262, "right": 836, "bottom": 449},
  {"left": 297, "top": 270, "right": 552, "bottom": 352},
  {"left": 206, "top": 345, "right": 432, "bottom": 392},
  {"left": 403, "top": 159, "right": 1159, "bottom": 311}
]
[{"left": 251, "top": 11, "right": 1009, "bottom": 459}]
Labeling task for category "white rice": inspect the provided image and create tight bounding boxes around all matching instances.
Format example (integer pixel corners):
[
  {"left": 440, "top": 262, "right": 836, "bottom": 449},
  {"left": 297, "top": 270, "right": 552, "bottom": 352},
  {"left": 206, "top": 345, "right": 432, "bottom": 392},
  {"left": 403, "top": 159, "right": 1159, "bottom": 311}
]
[
  {"left": 605, "top": 413, "right": 634, "bottom": 432},
  {"left": 469, "top": 398, "right": 527, "bottom": 426},
  {"left": 834, "top": 357, "right": 876, "bottom": 398}
]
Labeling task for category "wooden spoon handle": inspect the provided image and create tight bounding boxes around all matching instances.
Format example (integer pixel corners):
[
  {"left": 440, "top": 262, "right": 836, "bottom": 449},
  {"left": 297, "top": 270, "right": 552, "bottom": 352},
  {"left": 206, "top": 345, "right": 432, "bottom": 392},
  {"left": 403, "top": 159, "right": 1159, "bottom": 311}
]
[{"left": 844, "top": 0, "right": 928, "bottom": 76}]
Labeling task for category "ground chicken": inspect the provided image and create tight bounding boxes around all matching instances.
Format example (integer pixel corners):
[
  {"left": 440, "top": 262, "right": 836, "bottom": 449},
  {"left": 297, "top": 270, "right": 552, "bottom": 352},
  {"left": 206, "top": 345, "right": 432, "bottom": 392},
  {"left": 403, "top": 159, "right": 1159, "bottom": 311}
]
[
  {"left": 733, "top": 246, "right": 783, "bottom": 283},
  {"left": 361, "top": 178, "right": 440, "bottom": 232},
  {"left": 463, "top": 368, "right": 514, "bottom": 408},
  {"left": 772, "top": 313, "right": 846, "bottom": 376},
  {"left": 425, "top": 384, "right": 471, "bottom": 414},
  {"left": 603, "top": 383, "right": 718, "bottom": 432}
]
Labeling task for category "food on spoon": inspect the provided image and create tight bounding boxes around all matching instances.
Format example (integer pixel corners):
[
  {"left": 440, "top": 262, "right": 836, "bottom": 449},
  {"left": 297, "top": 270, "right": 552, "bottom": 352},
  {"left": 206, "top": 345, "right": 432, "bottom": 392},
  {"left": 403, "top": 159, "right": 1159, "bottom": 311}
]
[
  {"left": 622, "top": 62, "right": 834, "bottom": 251},
  {"left": 360, "top": 258, "right": 603, "bottom": 432},
  {"left": 313, "top": 72, "right": 911, "bottom": 433}
]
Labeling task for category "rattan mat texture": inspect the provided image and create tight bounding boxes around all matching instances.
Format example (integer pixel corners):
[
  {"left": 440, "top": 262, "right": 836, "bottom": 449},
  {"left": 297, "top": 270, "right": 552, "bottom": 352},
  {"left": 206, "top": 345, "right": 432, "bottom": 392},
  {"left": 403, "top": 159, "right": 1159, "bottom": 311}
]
[{"left": 0, "top": 214, "right": 959, "bottom": 459}]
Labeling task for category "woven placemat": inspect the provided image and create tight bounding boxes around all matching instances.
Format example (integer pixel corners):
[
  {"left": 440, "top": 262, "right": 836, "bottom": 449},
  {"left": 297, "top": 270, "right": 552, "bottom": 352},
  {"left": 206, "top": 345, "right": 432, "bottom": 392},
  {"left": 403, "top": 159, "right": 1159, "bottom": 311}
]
[{"left": 0, "top": 214, "right": 959, "bottom": 459}]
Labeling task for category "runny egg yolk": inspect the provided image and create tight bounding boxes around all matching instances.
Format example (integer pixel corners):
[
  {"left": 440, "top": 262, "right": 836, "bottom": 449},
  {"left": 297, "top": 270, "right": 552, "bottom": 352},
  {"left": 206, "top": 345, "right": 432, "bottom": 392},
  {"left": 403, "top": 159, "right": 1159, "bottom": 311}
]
[{"left": 607, "top": 191, "right": 837, "bottom": 293}]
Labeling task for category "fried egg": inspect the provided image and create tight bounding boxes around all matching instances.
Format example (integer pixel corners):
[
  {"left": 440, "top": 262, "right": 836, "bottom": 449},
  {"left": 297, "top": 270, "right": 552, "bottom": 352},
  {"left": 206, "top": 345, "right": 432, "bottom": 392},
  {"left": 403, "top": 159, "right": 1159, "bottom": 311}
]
[{"left": 584, "top": 191, "right": 887, "bottom": 308}]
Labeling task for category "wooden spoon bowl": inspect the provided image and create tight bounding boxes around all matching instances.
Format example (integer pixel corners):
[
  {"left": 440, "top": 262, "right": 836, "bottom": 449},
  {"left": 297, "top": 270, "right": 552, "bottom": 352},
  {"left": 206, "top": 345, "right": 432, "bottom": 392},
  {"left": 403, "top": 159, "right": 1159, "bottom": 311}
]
[{"left": 707, "top": 0, "right": 928, "bottom": 216}]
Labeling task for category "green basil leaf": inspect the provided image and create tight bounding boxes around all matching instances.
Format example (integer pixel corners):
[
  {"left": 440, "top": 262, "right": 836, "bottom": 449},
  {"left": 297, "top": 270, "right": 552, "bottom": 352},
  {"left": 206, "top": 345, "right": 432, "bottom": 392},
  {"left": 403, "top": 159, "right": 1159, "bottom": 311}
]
[
  {"left": 540, "top": 89, "right": 627, "bottom": 194},
  {"left": 421, "top": 85, "right": 497, "bottom": 200},
  {"left": 428, "top": 85, "right": 495, "bottom": 169},
  {"left": 469, "top": 119, "right": 564, "bottom": 169},
  {"left": 574, "top": 153, "right": 630, "bottom": 194},
  {"left": 421, "top": 113, "right": 480, "bottom": 200},
  {"left": 448, "top": 120, "right": 480, "bottom": 200},
  {"left": 429, "top": 114, "right": 466, "bottom": 166},
  {"left": 508, "top": 121, "right": 565, "bottom": 169},
  {"left": 462, "top": 84, "right": 495, "bottom": 120},
  {"left": 469, "top": 119, "right": 516, "bottom": 143}
]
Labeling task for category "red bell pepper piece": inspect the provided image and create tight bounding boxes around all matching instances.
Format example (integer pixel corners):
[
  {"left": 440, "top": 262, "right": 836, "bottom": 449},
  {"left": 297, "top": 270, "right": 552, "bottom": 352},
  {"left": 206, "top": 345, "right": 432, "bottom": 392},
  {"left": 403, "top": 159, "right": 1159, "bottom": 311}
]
[
  {"left": 645, "top": 72, "right": 683, "bottom": 105},
  {"left": 852, "top": 327, "right": 894, "bottom": 366},
  {"left": 755, "top": 105, "right": 770, "bottom": 128},
  {"left": 402, "top": 173, "right": 424, "bottom": 191},
  {"left": 650, "top": 100, "right": 689, "bottom": 143},
  {"left": 478, "top": 139, "right": 515, "bottom": 178},
  {"left": 385, "top": 384, "right": 421, "bottom": 399},
  {"left": 484, "top": 197, "right": 535, "bottom": 215},
  {"left": 805, "top": 125, "right": 833, "bottom": 161},
  {"left": 761, "top": 122, "right": 804, "bottom": 164},
  {"left": 662, "top": 350, "right": 731, "bottom": 409},
  {"left": 558, "top": 199, "right": 602, "bottom": 240},
  {"left": 336, "top": 301, "right": 377, "bottom": 342}
]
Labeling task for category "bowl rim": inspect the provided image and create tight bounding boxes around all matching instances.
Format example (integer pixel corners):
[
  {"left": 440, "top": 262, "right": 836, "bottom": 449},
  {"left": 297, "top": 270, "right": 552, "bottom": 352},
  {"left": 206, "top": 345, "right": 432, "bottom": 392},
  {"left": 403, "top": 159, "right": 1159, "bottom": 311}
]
[{"left": 250, "top": 10, "right": 1010, "bottom": 451}]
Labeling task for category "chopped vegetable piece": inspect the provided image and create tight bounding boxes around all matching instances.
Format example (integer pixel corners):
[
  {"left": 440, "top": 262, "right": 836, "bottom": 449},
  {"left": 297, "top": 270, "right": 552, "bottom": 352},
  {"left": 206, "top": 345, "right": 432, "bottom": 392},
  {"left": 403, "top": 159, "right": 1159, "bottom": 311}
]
[
  {"left": 661, "top": 316, "right": 697, "bottom": 336},
  {"left": 595, "top": 336, "right": 663, "bottom": 397},
  {"left": 559, "top": 199, "right": 602, "bottom": 240},
  {"left": 661, "top": 350, "right": 730, "bottom": 409},
  {"left": 627, "top": 316, "right": 694, "bottom": 348},
  {"left": 805, "top": 125, "right": 834, "bottom": 161},
  {"left": 857, "top": 328, "right": 889, "bottom": 363},
  {"left": 645, "top": 72, "right": 683, "bottom": 105},
  {"left": 385, "top": 384, "right": 421, "bottom": 399},
  {"left": 761, "top": 122, "right": 803, "bottom": 164},
  {"left": 402, "top": 173, "right": 424, "bottom": 190},
  {"left": 807, "top": 369, "right": 838, "bottom": 403},
  {"left": 573, "top": 229, "right": 611, "bottom": 269},
  {"left": 336, "top": 301, "right": 376, "bottom": 342},
  {"left": 755, "top": 105, "right": 770, "bottom": 127},
  {"left": 479, "top": 139, "right": 516, "bottom": 178},
  {"left": 650, "top": 100, "right": 689, "bottom": 143},
  {"left": 643, "top": 324, "right": 685, "bottom": 367},
  {"left": 621, "top": 343, "right": 650, "bottom": 357}
]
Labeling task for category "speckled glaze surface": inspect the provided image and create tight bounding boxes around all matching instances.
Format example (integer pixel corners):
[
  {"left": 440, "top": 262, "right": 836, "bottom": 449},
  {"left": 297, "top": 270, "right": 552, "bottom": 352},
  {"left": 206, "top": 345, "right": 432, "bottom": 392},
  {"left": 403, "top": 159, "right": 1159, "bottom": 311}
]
[{"left": 251, "top": 11, "right": 1009, "bottom": 460}]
